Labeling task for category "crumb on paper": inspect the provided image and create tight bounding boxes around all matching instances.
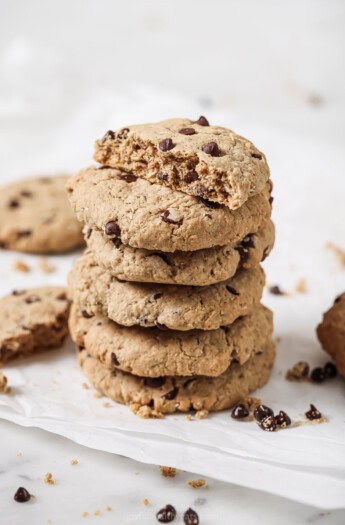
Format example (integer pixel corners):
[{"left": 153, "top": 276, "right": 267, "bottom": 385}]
[
  {"left": 307, "top": 93, "right": 324, "bottom": 107},
  {"left": 195, "top": 409, "right": 209, "bottom": 420},
  {"left": 82, "top": 511, "right": 88, "bottom": 518},
  {"left": 286, "top": 361, "right": 309, "bottom": 382},
  {"left": 82, "top": 382, "right": 89, "bottom": 390},
  {"left": 295, "top": 278, "right": 307, "bottom": 293},
  {"left": 0, "top": 371, "right": 8, "bottom": 393},
  {"left": 186, "top": 414, "right": 192, "bottom": 421},
  {"left": 187, "top": 479, "right": 207, "bottom": 489},
  {"left": 94, "top": 510, "right": 101, "bottom": 516},
  {"left": 106, "top": 506, "right": 112, "bottom": 511},
  {"left": 143, "top": 498, "right": 150, "bottom": 506},
  {"left": 102, "top": 401, "right": 112, "bottom": 408},
  {"left": 159, "top": 466, "right": 177, "bottom": 478},
  {"left": 93, "top": 391, "right": 103, "bottom": 399},
  {"left": 326, "top": 242, "right": 345, "bottom": 268},
  {"left": 13, "top": 260, "right": 30, "bottom": 273},
  {"left": 44, "top": 472, "right": 55, "bottom": 485},
  {"left": 70, "top": 458, "right": 78, "bottom": 465},
  {"left": 268, "top": 285, "right": 286, "bottom": 296},
  {"left": 130, "top": 403, "right": 164, "bottom": 419},
  {"left": 38, "top": 257, "right": 55, "bottom": 274}
]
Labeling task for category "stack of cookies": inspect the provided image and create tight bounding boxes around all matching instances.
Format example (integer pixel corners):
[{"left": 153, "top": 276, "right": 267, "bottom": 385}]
[{"left": 67, "top": 117, "right": 275, "bottom": 417}]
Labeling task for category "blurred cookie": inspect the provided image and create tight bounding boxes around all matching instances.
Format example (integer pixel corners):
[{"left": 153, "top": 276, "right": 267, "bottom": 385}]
[{"left": 317, "top": 293, "right": 345, "bottom": 377}]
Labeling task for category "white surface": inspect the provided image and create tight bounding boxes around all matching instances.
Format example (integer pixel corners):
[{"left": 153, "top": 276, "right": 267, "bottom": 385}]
[{"left": 1, "top": 1, "right": 345, "bottom": 523}]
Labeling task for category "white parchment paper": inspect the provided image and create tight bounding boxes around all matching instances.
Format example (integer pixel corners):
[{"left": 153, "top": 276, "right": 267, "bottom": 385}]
[{"left": 0, "top": 89, "right": 344, "bottom": 509}]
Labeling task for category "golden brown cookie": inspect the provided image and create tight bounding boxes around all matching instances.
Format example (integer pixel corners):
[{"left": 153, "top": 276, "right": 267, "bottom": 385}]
[{"left": 317, "top": 293, "right": 345, "bottom": 377}]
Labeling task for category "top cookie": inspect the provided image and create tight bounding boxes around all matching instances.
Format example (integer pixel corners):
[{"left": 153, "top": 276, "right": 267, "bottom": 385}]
[
  {"left": 94, "top": 117, "right": 270, "bottom": 210},
  {"left": 0, "top": 175, "right": 84, "bottom": 254},
  {"left": 67, "top": 166, "right": 271, "bottom": 252}
]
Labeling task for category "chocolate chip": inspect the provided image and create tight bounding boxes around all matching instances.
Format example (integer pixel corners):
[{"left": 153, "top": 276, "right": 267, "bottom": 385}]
[
  {"left": 153, "top": 293, "right": 163, "bottom": 300},
  {"left": 179, "top": 128, "right": 196, "bottom": 135},
  {"left": 144, "top": 377, "right": 166, "bottom": 388},
  {"left": 17, "top": 230, "right": 32, "bottom": 238},
  {"left": 112, "top": 237, "right": 122, "bottom": 248},
  {"left": 236, "top": 235, "right": 255, "bottom": 262},
  {"left": 25, "top": 295, "right": 41, "bottom": 304},
  {"left": 148, "top": 252, "right": 171, "bottom": 266},
  {"left": 155, "top": 322, "right": 169, "bottom": 331},
  {"left": 269, "top": 285, "right": 285, "bottom": 296},
  {"left": 163, "top": 386, "right": 178, "bottom": 401},
  {"left": 102, "top": 130, "right": 116, "bottom": 141},
  {"left": 12, "top": 289, "right": 26, "bottom": 296},
  {"left": 105, "top": 221, "right": 121, "bottom": 237},
  {"left": 200, "top": 197, "right": 221, "bottom": 209},
  {"left": 161, "top": 210, "right": 182, "bottom": 226},
  {"left": 81, "top": 310, "right": 94, "bottom": 319},
  {"left": 269, "top": 196, "right": 274, "bottom": 205},
  {"left": 159, "top": 138, "right": 175, "bottom": 152},
  {"left": 275, "top": 410, "right": 291, "bottom": 428},
  {"left": 226, "top": 285, "right": 240, "bottom": 296},
  {"left": 231, "top": 403, "right": 249, "bottom": 419},
  {"left": 202, "top": 141, "right": 220, "bottom": 156},
  {"left": 85, "top": 228, "right": 92, "bottom": 239},
  {"left": 251, "top": 152, "right": 262, "bottom": 160},
  {"left": 195, "top": 115, "right": 209, "bottom": 126},
  {"left": 120, "top": 173, "right": 137, "bottom": 183},
  {"left": 254, "top": 404, "right": 274, "bottom": 422},
  {"left": 20, "top": 190, "right": 32, "bottom": 197},
  {"left": 156, "top": 504, "right": 176, "bottom": 523},
  {"left": 184, "top": 170, "right": 199, "bottom": 183},
  {"left": 14, "top": 487, "right": 31, "bottom": 503},
  {"left": 310, "top": 367, "right": 325, "bottom": 383},
  {"left": 305, "top": 404, "right": 322, "bottom": 420},
  {"left": 8, "top": 199, "right": 19, "bottom": 208},
  {"left": 183, "top": 507, "right": 199, "bottom": 525},
  {"left": 324, "top": 362, "right": 337, "bottom": 378},
  {"left": 258, "top": 414, "right": 277, "bottom": 432},
  {"left": 111, "top": 352, "right": 120, "bottom": 366}
]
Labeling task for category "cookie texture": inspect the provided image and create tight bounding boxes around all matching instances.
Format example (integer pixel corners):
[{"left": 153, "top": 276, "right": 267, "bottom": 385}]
[
  {"left": 85, "top": 221, "right": 275, "bottom": 286},
  {"left": 69, "top": 303, "right": 273, "bottom": 378},
  {"left": 67, "top": 166, "right": 271, "bottom": 252},
  {"left": 94, "top": 117, "right": 270, "bottom": 210},
  {"left": 317, "top": 293, "right": 345, "bottom": 377},
  {"left": 0, "top": 175, "right": 84, "bottom": 254},
  {"left": 0, "top": 287, "right": 70, "bottom": 363},
  {"left": 69, "top": 250, "right": 265, "bottom": 330},
  {"left": 78, "top": 341, "right": 275, "bottom": 414}
]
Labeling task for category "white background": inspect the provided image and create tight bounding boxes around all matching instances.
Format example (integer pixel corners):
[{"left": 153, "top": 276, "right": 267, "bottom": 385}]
[{"left": 1, "top": 1, "right": 345, "bottom": 523}]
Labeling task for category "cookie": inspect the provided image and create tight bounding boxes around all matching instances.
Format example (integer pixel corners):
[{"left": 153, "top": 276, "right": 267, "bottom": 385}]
[
  {"left": 85, "top": 221, "right": 275, "bottom": 286},
  {"left": 317, "top": 293, "right": 345, "bottom": 377},
  {"left": 0, "top": 175, "right": 84, "bottom": 254},
  {"left": 67, "top": 166, "right": 271, "bottom": 252},
  {"left": 69, "top": 250, "right": 265, "bottom": 330},
  {"left": 94, "top": 117, "right": 270, "bottom": 210},
  {"left": 69, "top": 303, "right": 273, "bottom": 377},
  {"left": 0, "top": 287, "right": 70, "bottom": 363},
  {"left": 78, "top": 341, "right": 275, "bottom": 415}
]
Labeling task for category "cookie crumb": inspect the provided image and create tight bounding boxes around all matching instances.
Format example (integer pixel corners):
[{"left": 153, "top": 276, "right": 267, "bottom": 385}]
[
  {"left": 13, "top": 260, "right": 30, "bottom": 273},
  {"left": 130, "top": 403, "right": 164, "bottom": 419},
  {"left": 326, "top": 242, "right": 345, "bottom": 268},
  {"left": 160, "top": 466, "right": 177, "bottom": 478},
  {"left": 38, "top": 257, "right": 55, "bottom": 274},
  {"left": 94, "top": 510, "right": 101, "bottom": 516},
  {"left": 143, "top": 498, "right": 150, "bottom": 506},
  {"left": 82, "top": 382, "right": 89, "bottom": 389},
  {"left": 93, "top": 391, "right": 103, "bottom": 398},
  {"left": 286, "top": 361, "right": 310, "bottom": 382},
  {"left": 106, "top": 506, "right": 112, "bottom": 511},
  {"left": 0, "top": 371, "right": 8, "bottom": 393},
  {"left": 268, "top": 285, "right": 286, "bottom": 296},
  {"left": 295, "top": 278, "right": 307, "bottom": 293},
  {"left": 82, "top": 512, "right": 88, "bottom": 518},
  {"left": 102, "top": 401, "right": 112, "bottom": 408},
  {"left": 70, "top": 458, "right": 78, "bottom": 465},
  {"left": 195, "top": 409, "right": 209, "bottom": 420},
  {"left": 44, "top": 472, "right": 55, "bottom": 485},
  {"left": 186, "top": 414, "right": 192, "bottom": 421},
  {"left": 187, "top": 479, "right": 206, "bottom": 489}
]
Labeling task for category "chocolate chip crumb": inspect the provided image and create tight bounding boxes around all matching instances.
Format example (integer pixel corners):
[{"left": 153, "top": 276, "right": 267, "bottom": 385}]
[
  {"left": 195, "top": 116, "right": 209, "bottom": 126},
  {"left": 159, "top": 138, "right": 175, "bottom": 152},
  {"left": 310, "top": 367, "right": 325, "bottom": 383},
  {"left": 179, "top": 128, "right": 196, "bottom": 135},
  {"left": 14, "top": 487, "right": 31, "bottom": 503},
  {"left": 275, "top": 411, "right": 291, "bottom": 428},
  {"left": 183, "top": 508, "right": 199, "bottom": 525},
  {"left": 120, "top": 173, "right": 137, "bottom": 183},
  {"left": 251, "top": 152, "right": 262, "bottom": 160},
  {"left": 305, "top": 404, "right": 322, "bottom": 420},
  {"left": 231, "top": 403, "right": 249, "bottom": 419},
  {"left": 254, "top": 404, "right": 274, "bottom": 422},
  {"left": 156, "top": 504, "right": 176, "bottom": 523},
  {"left": 105, "top": 221, "right": 121, "bottom": 237},
  {"left": 202, "top": 141, "right": 220, "bottom": 156},
  {"left": 145, "top": 377, "right": 166, "bottom": 388},
  {"left": 269, "top": 285, "right": 285, "bottom": 296},
  {"left": 258, "top": 414, "right": 277, "bottom": 432},
  {"left": 324, "top": 362, "right": 337, "bottom": 378}
]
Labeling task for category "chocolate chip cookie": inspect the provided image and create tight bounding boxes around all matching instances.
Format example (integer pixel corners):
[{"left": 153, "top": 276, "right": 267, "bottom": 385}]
[
  {"left": 67, "top": 166, "right": 271, "bottom": 252},
  {"left": 317, "top": 293, "right": 345, "bottom": 377},
  {"left": 94, "top": 117, "right": 270, "bottom": 210},
  {"left": 69, "top": 302, "right": 273, "bottom": 377},
  {"left": 85, "top": 221, "right": 274, "bottom": 286},
  {"left": 69, "top": 250, "right": 265, "bottom": 330},
  {"left": 0, "top": 287, "right": 70, "bottom": 363},
  {"left": 78, "top": 340, "right": 275, "bottom": 415}
]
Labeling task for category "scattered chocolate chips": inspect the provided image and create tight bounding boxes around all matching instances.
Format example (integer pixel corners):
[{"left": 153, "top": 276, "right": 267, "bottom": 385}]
[
  {"left": 254, "top": 404, "right": 274, "bottom": 422},
  {"left": 258, "top": 414, "right": 277, "bottom": 432},
  {"left": 179, "top": 128, "right": 196, "bottom": 135},
  {"left": 275, "top": 411, "right": 291, "bottom": 428},
  {"left": 156, "top": 504, "right": 176, "bottom": 523},
  {"left": 8, "top": 199, "right": 19, "bottom": 208},
  {"left": 155, "top": 322, "right": 169, "bottom": 331},
  {"left": 120, "top": 173, "right": 137, "bottom": 183},
  {"left": 310, "top": 367, "right": 325, "bottom": 383},
  {"left": 183, "top": 508, "right": 199, "bottom": 525},
  {"left": 200, "top": 197, "right": 221, "bottom": 209},
  {"left": 184, "top": 170, "right": 199, "bottom": 183},
  {"left": 161, "top": 210, "right": 182, "bottom": 226},
  {"left": 231, "top": 403, "right": 249, "bottom": 419},
  {"left": 163, "top": 386, "right": 179, "bottom": 401},
  {"left": 17, "top": 230, "right": 32, "bottom": 238},
  {"left": 159, "top": 138, "right": 175, "bottom": 152},
  {"left": 105, "top": 221, "right": 121, "bottom": 237},
  {"left": 102, "top": 130, "right": 116, "bottom": 141},
  {"left": 226, "top": 285, "right": 240, "bottom": 296},
  {"left": 269, "top": 285, "right": 285, "bottom": 296},
  {"left": 195, "top": 115, "right": 209, "bottom": 126},
  {"left": 81, "top": 310, "right": 94, "bottom": 319},
  {"left": 14, "top": 487, "right": 31, "bottom": 503},
  {"left": 305, "top": 404, "right": 322, "bottom": 421},
  {"left": 144, "top": 377, "right": 166, "bottom": 388},
  {"left": 251, "top": 152, "right": 262, "bottom": 160},
  {"left": 111, "top": 352, "right": 120, "bottom": 366},
  {"left": 324, "top": 361, "right": 337, "bottom": 378},
  {"left": 202, "top": 141, "right": 220, "bottom": 157},
  {"left": 25, "top": 295, "right": 41, "bottom": 304}
]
